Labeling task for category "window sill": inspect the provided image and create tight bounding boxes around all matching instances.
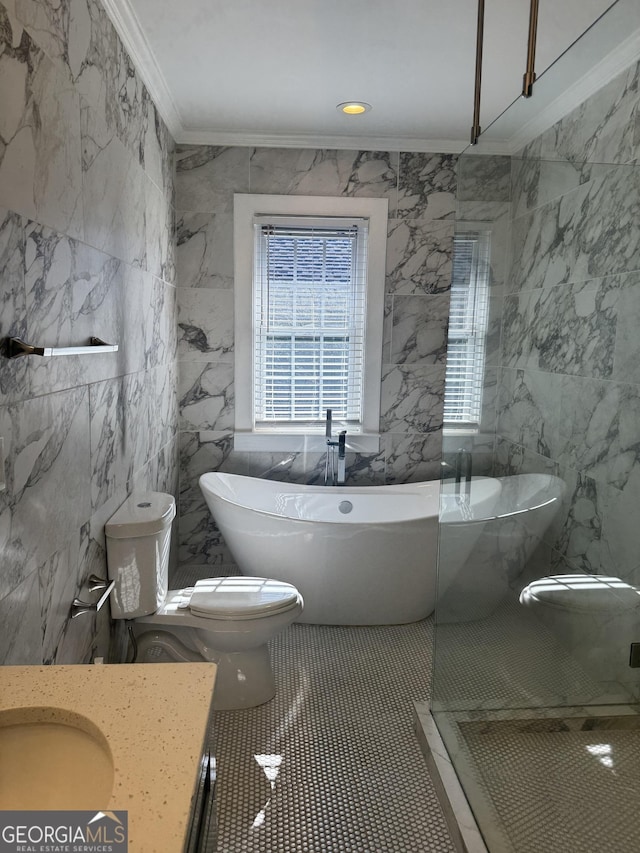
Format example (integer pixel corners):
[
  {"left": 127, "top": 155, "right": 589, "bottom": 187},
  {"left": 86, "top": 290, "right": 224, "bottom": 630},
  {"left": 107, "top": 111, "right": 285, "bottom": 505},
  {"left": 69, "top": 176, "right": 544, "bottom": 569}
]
[{"left": 233, "top": 432, "right": 381, "bottom": 453}]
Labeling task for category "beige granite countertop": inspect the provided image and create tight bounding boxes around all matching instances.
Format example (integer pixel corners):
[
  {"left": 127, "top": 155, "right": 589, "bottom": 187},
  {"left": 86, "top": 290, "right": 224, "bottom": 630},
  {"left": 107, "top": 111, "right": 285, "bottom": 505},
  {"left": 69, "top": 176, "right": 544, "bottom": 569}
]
[{"left": 0, "top": 663, "right": 217, "bottom": 852}]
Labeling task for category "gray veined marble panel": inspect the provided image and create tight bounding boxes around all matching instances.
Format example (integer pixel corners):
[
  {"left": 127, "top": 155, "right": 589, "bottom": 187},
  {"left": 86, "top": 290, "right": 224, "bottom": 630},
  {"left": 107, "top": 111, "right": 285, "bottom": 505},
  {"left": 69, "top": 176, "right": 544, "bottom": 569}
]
[
  {"left": 142, "top": 93, "right": 172, "bottom": 195},
  {"left": 0, "top": 570, "right": 42, "bottom": 665},
  {"left": 52, "top": 526, "right": 102, "bottom": 665},
  {"left": 388, "top": 293, "right": 450, "bottom": 366},
  {"left": 179, "top": 429, "right": 233, "bottom": 516},
  {"left": 13, "top": 0, "right": 92, "bottom": 83},
  {"left": 249, "top": 148, "right": 399, "bottom": 207},
  {"left": 114, "top": 265, "right": 153, "bottom": 376},
  {"left": 501, "top": 277, "right": 618, "bottom": 379},
  {"left": 386, "top": 219, "right": 454, "bottom": 295},
  {"left": 520, "top": 59, "right": 640, "bottom": 168},
  {"left": 511, "top": 157, "right": 584, "bottom": 220},
  {"left": 145, "top": 174, "right": 173, "bottom": 282},
  {"left": 0, "top": 386, "right": 91, "bottom": 594},
  {"left": 0, "top": 207, "right": 28, "bottom": 403},
  {"left": 509, "top": 163, "right": 640, "bottom": 294},
  {"left": 0, "top": 5, "right": 84, "bottom": 240},
  {"left": 547, "top": 466, "right": 602, "bottom": 575},
  {"left": 81, "top": 117, "right": 147, "bottom": 267},
  {"left": 148, "top": 274, "right": 178, "bottom": 369},
  {"left": 456, "top": 155, "right": 511, "bottom": 202},
  {"left": 178, "top": 288, "right": 234, "bottom": 362},
  {"left": 612, "top": 270, "right": 640, "bottom": 385},
  {"left": 110, "top": 25, "right": 147, "bottom": 168},
  {"left": 493, "top": 436, "right": 559, "bottom": 480},
  {"left": 179, "top": 504, "right": 234, "bottom": 567},
  {"left": 397, "top": 153, "right": 457, "bottom": 222},
  {"left": 384, "top": 433, "right": 443, "bottom": 484},
  {"left": 497, "top": 368, "right": 563, "bottom": 461},
  {"left": 73, "top": 0, "right": 148, "bottom": 171},
  {"left": 178, "top": 429, "right": 235, "bottom": 566},
  {"left": 89, "top": 371, "right": 152, "bottom": 511},
  {"left": 456, "top": 200, "right": 510, "bottom": 224},
  {"left": 152, "top": 361, "right": 178, "bottom": 460},
  {"left": 508, "top": 181, "right": 589, "bottom": 294},
  {"left": 39, "top": 540, "right": 78, "bottom": 665},
  {"left": 557, "top": 375, "right": 640, "bottom": 493},
  {"left": 23, "top": 221, "right": 125, "bottom": 396},
  {"left": 478, "top": 365, "right": 499, "bottom": 437},
  {"left": 176, "top": 210, "right": 234, "bottom": 289},
  {"left": 599, "top": 467, "right": 640, "bottom": 586},
  {"left": 175, "top": 145, "right": 250, "bottom": 213},
  {"left": 143, "top": 434, "right": 179, "bottom": 507},
  {"left": 485, "top": 296, "right": 503, "bottom": 368},
  {"left": 380, "top": 364, "right": 445, "bottom": 434},
  {"left": 179, "top": 361, "right": 234, "bottom": 432}
]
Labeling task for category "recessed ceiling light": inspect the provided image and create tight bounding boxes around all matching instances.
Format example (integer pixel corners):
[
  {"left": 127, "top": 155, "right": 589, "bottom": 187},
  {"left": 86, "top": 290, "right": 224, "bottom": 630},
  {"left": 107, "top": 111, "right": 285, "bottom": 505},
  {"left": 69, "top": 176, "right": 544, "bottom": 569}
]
[{"left": 337, "top": 102, "right": 372, "bottom": 115}]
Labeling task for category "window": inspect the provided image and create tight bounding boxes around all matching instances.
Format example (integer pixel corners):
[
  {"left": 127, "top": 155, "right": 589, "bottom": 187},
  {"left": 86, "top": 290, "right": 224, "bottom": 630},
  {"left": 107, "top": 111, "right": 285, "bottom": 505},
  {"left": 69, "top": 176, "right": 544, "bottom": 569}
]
[
  {"left": 234, "top": 194, "right": 387, "bottom": 451},
  {"left": 443, "top": 230, "right": 490, "bottom": 429}
]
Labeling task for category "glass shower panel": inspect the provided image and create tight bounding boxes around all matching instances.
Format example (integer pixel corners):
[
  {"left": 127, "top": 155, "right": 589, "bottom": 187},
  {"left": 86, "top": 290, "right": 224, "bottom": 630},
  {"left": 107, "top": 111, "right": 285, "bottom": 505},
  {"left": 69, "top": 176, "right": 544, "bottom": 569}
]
[{"left": 430, "top": 2, "right": 640, "bottom": 849}]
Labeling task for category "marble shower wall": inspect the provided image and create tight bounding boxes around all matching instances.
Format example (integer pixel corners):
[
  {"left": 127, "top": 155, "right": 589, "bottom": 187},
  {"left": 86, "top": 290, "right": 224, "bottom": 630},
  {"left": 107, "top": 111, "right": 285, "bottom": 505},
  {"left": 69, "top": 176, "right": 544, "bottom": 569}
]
[
  {"left": 493, "top": 57, "right": 640, "bottom": 589},
  {"left": 176, "top": 147, "right": 456, "bottom": 565},
  {"left": 0, "top": 0, "right": 177, "bottom": 664}
]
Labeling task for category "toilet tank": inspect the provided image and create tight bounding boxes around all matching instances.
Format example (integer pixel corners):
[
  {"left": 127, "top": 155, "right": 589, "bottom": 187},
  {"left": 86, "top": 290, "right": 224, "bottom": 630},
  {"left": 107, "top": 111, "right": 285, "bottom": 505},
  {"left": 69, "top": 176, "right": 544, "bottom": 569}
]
[{"left": 105, "top": 492, "right": 176, "bottom": 619}]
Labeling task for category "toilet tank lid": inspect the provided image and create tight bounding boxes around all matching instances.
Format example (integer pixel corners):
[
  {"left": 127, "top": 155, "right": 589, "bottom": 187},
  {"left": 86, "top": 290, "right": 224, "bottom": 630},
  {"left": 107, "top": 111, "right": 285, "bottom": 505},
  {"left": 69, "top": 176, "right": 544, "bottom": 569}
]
[
  {"left": 520, "top": 574, "right": 640, "bottom": 612},
  {"left": 105, "top": 492, "right": 176, "bottom": 539}
]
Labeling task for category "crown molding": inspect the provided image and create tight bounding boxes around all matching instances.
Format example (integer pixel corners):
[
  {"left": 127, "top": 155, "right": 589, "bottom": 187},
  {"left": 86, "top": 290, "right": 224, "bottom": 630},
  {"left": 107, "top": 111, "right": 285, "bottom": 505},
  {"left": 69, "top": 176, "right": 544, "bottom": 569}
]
[
  {"left": 176, "top": 129, "right": 475, "bottom": 154},
  {"left": 100, "top": 0, "right": 640, "bottom": 160},
  {"left": 506, "top": 26, "right": 640, "bottom": 154},
  {"left": 100, "top": 0, "right": 184, "bottom": 139}
]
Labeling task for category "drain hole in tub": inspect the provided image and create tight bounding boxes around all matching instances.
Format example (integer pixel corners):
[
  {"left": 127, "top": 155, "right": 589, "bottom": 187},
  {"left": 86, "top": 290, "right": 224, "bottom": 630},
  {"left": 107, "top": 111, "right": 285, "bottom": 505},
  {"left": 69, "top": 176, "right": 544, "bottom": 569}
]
[{"left": 338, "top": 500, "right": 353, "bottom": 514}]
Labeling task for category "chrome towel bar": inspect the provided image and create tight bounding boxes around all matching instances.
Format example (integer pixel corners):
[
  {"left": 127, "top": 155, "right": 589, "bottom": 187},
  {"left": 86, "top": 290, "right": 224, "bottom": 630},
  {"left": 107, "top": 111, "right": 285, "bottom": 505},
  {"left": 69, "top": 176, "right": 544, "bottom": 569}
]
[{"left": 6, "top": 336, "right": 119, "bottom": 359}]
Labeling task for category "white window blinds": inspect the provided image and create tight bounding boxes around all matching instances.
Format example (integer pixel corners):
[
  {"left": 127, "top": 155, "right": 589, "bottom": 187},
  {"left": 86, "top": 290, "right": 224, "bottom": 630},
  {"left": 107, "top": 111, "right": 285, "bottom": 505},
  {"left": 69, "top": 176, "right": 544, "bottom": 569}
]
[
  {"left": 253, "top": 216, "right": 369, "bottom": 428},
  {"left": 444, "top": 232, "right": 490, "bottom": 427}
]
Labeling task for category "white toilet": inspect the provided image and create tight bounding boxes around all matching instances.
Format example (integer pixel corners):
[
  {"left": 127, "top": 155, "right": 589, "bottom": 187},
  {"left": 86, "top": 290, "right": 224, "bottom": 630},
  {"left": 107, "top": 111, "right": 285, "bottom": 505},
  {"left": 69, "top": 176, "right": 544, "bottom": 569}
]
[
  {"left": 105, "top": 492, "right": 304, "bottom": 710},
  {"left": 520, "top": 573, "right": 640, "bottom": 690}
]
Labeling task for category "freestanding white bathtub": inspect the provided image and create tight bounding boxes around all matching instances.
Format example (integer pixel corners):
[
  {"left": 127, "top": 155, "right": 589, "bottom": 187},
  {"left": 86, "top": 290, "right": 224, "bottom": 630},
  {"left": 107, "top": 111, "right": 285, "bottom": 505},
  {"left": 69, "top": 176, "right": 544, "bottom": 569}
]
[{"left": 199, "top": 472, "right": 503, "bottom": 625}]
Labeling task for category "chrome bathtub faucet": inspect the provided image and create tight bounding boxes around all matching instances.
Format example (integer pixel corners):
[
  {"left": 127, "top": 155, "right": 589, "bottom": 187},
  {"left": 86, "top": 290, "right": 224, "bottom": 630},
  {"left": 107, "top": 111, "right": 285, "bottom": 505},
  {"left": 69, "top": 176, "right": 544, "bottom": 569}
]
[{"left": 324, "top": 408, "right": 347, "bottom": 486}]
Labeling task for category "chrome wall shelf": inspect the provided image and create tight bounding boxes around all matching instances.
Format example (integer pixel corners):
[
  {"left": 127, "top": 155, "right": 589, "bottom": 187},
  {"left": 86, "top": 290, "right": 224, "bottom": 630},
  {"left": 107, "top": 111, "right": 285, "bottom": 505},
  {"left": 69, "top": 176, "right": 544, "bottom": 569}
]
[{"left": 6, "top": 337, "right": 119, "bottom": 359}]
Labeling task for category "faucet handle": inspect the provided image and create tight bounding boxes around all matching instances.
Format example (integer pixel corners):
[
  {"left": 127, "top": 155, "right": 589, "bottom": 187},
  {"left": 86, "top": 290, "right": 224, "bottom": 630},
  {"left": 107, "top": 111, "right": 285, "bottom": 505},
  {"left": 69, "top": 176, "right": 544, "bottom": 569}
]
[{"left": 338, "top": 430, "right": 346, "bottom": 458}]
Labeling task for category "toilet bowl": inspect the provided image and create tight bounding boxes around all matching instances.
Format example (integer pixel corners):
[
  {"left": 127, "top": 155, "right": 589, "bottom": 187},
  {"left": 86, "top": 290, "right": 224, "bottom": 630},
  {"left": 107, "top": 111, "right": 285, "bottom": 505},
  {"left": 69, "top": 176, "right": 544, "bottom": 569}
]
[
  {"left": 105, "top": 492, "right": 304, "bottom": 710},
  {"left": 520, "top": 574, "right": 640, "bottom": 690}
]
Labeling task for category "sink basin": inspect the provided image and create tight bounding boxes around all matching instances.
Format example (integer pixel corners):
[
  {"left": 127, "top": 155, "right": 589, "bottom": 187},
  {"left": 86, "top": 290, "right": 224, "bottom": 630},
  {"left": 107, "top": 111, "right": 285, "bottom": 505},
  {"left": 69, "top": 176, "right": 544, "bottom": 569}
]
[{"left": 0, "top": 707, "right": 114, "bottom": 809}]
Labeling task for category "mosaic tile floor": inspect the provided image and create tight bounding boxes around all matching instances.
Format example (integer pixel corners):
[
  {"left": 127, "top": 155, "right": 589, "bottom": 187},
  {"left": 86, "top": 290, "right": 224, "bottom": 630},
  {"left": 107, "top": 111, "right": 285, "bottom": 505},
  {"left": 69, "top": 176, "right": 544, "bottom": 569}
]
[
  {"left": 211, "top": 619, "right": 455, "bottom": 853},
  {"left": 432, "top": 598, "right": 625, "bottom": 711},
  {"left": 460, "top": 719, "right": 640, "bottom": 853}
]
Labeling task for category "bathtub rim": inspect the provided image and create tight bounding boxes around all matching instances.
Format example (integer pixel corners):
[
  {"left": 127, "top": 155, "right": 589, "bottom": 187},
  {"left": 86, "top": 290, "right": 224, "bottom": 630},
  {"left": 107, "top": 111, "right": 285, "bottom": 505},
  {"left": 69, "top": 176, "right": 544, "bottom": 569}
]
[
  {"left": 199, "top": 471, "right": 441, "bottom": 526},
  {"left": 441, "top": 473, "right": 566, "bottom": 526}
]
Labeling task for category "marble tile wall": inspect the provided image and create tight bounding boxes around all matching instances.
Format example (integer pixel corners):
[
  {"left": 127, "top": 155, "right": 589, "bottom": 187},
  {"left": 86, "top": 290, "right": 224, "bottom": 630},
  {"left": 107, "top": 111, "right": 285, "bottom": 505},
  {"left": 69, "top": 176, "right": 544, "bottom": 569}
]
[
  {"left": 175, "top": 148, "right": 457, "bottom": 565},
  {"left": 0, "top": 0, "right": 177, "bottom": 664},
  {"left": 492, "top": 57, "right": 640, "bottom": 594}
]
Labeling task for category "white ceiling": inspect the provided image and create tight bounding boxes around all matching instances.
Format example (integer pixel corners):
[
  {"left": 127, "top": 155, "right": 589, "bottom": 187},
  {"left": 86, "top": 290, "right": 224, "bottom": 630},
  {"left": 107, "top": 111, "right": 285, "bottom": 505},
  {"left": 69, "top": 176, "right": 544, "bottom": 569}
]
[{"left": 109, "top": 0, "right": 631, "bottom": 151}]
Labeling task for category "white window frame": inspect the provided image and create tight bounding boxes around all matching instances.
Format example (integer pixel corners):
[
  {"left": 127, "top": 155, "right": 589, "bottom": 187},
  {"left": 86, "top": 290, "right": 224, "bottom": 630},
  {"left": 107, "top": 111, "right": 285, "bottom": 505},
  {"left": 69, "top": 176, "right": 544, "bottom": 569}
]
[
  {"left": 234, "top": 194, "right": 387, "bottom": 452},
  {"left": 443, "top": 225, "right": 491, "bottom": 434}
]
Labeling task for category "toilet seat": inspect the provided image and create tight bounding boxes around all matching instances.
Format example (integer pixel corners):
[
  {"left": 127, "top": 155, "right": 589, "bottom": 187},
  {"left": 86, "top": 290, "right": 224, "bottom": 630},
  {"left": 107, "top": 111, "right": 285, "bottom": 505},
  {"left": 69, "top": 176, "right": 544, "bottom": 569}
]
[
  {"left": 520, "top": 574, "right": 640, "bottom": 613},
  {"left": 188, "top": 576, "right": 301, "bottom": 620}
]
